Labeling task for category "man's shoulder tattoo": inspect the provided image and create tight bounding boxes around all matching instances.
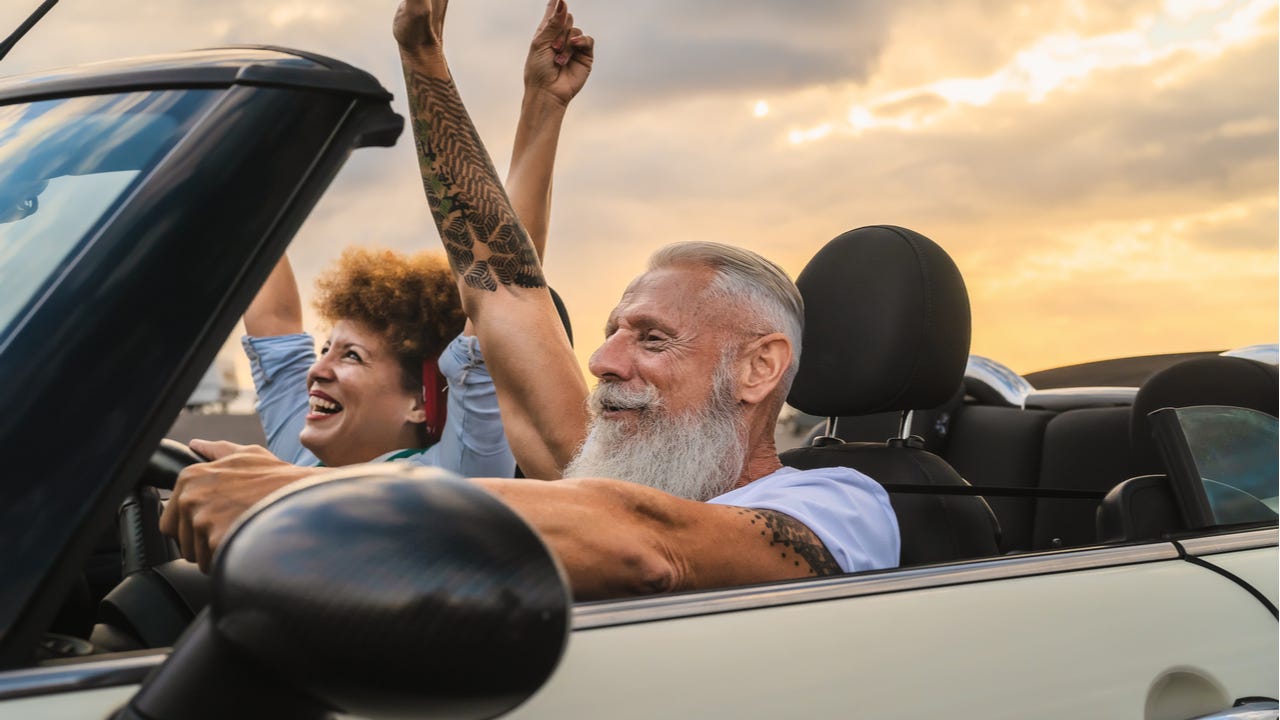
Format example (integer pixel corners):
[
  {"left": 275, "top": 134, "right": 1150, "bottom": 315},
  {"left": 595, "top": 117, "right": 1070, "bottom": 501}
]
[{"left": 735, "top": 507, "right": 841, "bottom": 577}]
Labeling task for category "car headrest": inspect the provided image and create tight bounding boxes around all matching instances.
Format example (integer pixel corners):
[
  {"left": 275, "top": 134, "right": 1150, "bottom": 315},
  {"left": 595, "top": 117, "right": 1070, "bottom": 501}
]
[
  {"left": 788, "top": 225, "right": 971, "bottom": 417},
  {"left": 1129, "top": 356, "right": 1278, "bottom": 474}
]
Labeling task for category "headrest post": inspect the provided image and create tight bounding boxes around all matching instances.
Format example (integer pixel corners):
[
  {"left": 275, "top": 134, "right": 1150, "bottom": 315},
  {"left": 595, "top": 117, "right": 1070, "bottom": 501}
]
[
  {"left": 826, "top": 416, "right": 839, "bottom": 439},
  {"left": 897, "top": 410, "right": 914, "bottom": 440}
]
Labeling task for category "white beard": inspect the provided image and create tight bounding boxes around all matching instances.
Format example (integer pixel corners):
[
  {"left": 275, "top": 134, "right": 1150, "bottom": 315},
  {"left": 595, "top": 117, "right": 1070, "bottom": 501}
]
[{"left": 564, "top": 359, "right": 746, "bottom": 501}]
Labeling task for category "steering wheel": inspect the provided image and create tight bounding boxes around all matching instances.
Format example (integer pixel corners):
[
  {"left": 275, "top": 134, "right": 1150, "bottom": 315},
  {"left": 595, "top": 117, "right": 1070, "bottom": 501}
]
[
  {"left": 118, "top": 439, "right": 205, "bottom": 576},
  {"left": 92, "top": 440, "right": 212, "bottom": 652}
]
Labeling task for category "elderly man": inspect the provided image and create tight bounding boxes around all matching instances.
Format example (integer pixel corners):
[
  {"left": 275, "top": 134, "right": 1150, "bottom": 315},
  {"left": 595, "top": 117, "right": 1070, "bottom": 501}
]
[{"left": 160, "top": 0, "right": 899, "bottom": 599}]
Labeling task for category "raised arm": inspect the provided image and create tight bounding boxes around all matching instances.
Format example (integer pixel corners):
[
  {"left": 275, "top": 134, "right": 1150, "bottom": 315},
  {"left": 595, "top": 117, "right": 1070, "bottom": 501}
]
[
  {"left": 507, "top": 0, "right": 594, "bottom": 262},
  {"left": 395, "top": 0, "right": 588, "bottom": 480},
  {"left": 243, "top": 255, "right": 303, "bottom": 337}
]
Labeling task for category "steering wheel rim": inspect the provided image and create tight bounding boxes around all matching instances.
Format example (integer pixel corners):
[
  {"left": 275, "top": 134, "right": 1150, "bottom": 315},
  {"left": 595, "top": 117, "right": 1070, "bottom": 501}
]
[{"left": 119, "top": 439, "right": 205, "bottom": 576}]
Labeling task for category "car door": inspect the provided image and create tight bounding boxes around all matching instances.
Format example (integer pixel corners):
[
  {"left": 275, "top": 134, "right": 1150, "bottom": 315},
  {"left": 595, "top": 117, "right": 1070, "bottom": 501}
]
[{"left": 509, "top": 536, "right": 1278, "bottom": 720}]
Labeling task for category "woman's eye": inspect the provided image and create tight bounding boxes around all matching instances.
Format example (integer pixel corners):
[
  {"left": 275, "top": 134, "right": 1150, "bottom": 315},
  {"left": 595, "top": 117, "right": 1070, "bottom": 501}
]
[
  {"left": 319, "top": 344, "right": 331, "bottom": 356},
  {"left": 344, "top": 350, "right": 363, "bottom": 362}
]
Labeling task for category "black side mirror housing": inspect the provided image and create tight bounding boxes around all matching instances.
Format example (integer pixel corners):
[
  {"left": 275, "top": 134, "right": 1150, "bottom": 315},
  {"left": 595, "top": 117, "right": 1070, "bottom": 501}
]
[{"left": 117, "top": 466, "right": 571, "bottom": 720}]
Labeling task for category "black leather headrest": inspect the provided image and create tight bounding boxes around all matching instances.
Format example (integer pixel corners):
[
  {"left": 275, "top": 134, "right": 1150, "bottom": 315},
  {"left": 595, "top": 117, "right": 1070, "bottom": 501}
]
[
  {"left": 1130, "top": 356, "right": 1278, "bottom": 474},
  {"left": 788, "top": 225, "right": 970, "bottom": 417}
]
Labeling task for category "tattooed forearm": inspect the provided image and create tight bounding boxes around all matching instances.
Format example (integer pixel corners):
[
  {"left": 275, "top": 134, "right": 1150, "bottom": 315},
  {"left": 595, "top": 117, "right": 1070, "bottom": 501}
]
[
  {"left": 404, "top": 69, "right": 546, "bottom": 292},
  {"left": 739, "top": 508, "right": 841, "bottom": 576}
]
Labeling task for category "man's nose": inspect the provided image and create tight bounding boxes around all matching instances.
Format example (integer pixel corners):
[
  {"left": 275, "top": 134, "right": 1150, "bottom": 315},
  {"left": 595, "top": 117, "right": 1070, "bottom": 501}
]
[{"left": 588, "top": 333, "right": 634, "bottom": 381}]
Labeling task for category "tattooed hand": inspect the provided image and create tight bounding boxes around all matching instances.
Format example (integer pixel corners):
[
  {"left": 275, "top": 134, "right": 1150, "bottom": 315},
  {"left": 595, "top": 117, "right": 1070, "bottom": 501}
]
[
  {"left": 525, "top": 0, "right": 595, "bottom": 107},
  {"left": 393, "top": 0, "right": 447, "bottom": 58}
]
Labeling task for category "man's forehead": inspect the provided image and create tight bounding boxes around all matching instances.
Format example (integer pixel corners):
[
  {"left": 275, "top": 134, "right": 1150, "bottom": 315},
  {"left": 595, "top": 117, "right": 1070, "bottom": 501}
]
[{"left": 607, "top": 266, "right": 718, "bottom": 326}]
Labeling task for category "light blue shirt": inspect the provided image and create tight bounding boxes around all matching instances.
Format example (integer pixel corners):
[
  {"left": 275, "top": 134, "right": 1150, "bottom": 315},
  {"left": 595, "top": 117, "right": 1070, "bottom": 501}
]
[
  {"left": 241, "top": 332, "right": 515, "bottom": 478},
  {"left": 708, "top": 466, "right": 900, "bottom": 572}
]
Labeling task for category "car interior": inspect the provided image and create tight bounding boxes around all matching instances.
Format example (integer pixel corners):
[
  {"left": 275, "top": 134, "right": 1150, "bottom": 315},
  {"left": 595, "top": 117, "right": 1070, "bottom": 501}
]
[
  {"left": 782, "top": 226, "right": 1278, "bottom": 559},
  {"left": 39, "top": 224, "right": 1280, "bottom": 663}
]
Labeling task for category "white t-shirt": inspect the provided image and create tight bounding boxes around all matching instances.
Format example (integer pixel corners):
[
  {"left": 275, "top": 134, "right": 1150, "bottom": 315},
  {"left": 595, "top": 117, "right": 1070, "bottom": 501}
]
[{"left": 708, "top": 465, "right": 900, "bottom": 572}]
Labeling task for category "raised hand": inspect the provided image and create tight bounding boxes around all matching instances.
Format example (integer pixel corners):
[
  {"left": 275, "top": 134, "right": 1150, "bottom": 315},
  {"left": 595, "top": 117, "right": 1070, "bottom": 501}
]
[
  {"left": 525, "top": 0, "right": 595, "bottom": 107},
  {"left": 393, "top": 0, "right": 448, "bottom": 59}
]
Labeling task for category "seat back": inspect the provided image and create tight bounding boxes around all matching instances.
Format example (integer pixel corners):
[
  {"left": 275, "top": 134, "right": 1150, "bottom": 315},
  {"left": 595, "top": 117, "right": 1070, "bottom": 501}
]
[{"left": 783, "top": 225, "right": 1000, "bottom": 565}]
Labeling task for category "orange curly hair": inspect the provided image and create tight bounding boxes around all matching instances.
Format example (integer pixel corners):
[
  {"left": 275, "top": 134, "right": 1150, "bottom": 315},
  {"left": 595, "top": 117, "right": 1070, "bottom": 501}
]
[{"left": 313, "top": 247, "right": 464, "bottom": 392}]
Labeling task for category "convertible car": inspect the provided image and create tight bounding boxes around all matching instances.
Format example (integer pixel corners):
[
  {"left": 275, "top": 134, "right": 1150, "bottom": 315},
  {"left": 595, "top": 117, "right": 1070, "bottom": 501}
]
[{"left": 0, "top": 48, "right": 1275, "bottom": 720}]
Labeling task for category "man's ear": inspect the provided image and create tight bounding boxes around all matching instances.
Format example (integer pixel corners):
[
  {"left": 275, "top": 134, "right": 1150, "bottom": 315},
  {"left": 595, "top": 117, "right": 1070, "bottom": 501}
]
[{"left": 737, "top": 332, "right": 792, "bottom": 405}]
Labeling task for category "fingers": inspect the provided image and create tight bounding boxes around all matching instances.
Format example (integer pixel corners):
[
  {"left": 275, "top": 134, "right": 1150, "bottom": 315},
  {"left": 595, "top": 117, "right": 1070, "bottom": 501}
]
[
  {"left": 553, "top": 14, "right": 577, "bottom": 66},
  {"left": 536, "top": 0, "right": 568, "bottom": 43},
  {"left": 189, "top": 438, "right": 249, "bottom": 461},
  {"left": 569, "top": 30, "right": 594, "bottom": 58}
]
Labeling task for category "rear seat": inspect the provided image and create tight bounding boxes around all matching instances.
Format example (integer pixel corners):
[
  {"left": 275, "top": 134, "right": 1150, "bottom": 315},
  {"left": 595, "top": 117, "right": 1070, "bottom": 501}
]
[
  {"left": 811, "top": 355, "right": 1275, "bottom": 555},
  {"left": 1031, "top": 407, "right": 1131, "bottom": 549},
  {"left": 945, "top": 405, "right": 1055, "bottom": 551}
]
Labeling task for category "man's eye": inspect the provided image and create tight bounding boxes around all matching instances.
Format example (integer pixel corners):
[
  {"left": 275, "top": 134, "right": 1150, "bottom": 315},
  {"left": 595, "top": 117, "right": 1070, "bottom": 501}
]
[{"left": 643, "top": 332, "right": 667, "bottom": 344}]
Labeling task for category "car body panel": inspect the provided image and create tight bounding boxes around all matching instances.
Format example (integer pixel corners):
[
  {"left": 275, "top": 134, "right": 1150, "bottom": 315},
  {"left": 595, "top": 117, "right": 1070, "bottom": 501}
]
[
  {"left": 1186, "top": 539, "right": 1279, "bottom": 610},
  {"left": 0, "top": 686, "right": 134, "bottom": 719},
  {"left": 507, "top": 552, "right": 1277, "bottom": 720}
]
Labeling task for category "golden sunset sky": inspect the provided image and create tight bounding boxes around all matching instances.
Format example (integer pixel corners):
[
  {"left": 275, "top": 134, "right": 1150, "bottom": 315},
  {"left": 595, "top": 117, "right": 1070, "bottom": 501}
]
[{"left": 4, "top": 0, "right": 1276, "bottom": 381}]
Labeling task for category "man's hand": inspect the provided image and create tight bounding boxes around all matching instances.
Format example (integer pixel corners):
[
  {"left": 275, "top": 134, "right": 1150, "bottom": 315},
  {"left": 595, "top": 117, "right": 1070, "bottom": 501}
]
[
  {"left": 158, "top": 439, "right": 321, "bottom": 573},
  {"left": 393, "top": 0, "right": 447, "bottom": 59},
  {"left": 525, "top": 0, "right": 595, "bottom": 107}
]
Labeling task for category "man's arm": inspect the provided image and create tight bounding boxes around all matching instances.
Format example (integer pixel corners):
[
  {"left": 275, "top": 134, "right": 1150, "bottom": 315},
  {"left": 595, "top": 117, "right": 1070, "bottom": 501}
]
[
  {"left": 396, "top": 0, "right": 588, "bottom": 480},
  {"left": 473, "top": 476, "right": 843, "bottom": 599},
  {"left": 161, "top": 441, "right": 841, "bottom": 595},
  {"left": 243, "top": 255, "right": 303, "bottom": 337}
]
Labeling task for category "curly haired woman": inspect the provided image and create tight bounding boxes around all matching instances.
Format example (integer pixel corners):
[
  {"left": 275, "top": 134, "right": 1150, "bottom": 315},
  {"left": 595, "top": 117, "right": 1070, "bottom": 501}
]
[{"left": 237, "top": 0, "right": 592, "bottom": 473}]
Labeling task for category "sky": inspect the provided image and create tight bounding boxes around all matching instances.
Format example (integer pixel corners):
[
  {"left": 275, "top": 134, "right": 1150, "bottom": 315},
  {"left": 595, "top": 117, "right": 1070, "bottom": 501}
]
[{"left": 2, "top": 0, "right": 1276, "bottom": 387}]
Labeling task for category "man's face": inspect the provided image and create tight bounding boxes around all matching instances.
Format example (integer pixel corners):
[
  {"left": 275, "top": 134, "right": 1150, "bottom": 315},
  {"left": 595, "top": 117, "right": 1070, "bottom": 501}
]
[
  {"left": 568, "top": 265, "right": 748, "bottom": 500},
  {"left": 587, "top": 265, "right": 734, "bottom": 422}
]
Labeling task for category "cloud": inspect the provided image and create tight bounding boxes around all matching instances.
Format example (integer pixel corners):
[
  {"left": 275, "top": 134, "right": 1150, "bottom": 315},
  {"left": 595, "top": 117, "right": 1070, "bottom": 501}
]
[{"left": 1, "top": 0, "right": 1272, "bottom": 379}]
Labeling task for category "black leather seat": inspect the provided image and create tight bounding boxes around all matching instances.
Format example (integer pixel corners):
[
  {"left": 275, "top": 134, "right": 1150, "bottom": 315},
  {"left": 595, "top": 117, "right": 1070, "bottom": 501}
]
[
  {"left": 781, "top": 225, "right": 1001, "bottom": 566},
  {"left": 1098, "top": 355, "right": 1278, "bottom": 542}
]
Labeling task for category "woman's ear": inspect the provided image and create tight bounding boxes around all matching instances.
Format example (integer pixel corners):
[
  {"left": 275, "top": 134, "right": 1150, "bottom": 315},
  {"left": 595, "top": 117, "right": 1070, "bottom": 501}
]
[
  {"left": 737, "top": 332, "right": 792, "bottom": 405},
  {"left": 405, "top": 391, "right": 427, "bottom": 424}
]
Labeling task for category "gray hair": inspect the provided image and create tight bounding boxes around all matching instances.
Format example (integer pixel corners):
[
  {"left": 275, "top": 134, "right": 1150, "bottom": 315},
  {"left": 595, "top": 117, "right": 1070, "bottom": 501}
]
[{"left": 648, "top": 242, "right": 804, "bottom": 389}]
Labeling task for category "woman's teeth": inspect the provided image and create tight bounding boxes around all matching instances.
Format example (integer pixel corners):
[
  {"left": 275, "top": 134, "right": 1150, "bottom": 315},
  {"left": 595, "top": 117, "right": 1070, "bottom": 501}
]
[{"left": 309, "top": 396, "right": 343, "bottom": 414}]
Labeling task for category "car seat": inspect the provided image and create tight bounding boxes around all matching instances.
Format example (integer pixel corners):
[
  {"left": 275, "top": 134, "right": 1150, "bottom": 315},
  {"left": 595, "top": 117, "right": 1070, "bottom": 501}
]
[{"left": 780, "top": 225, "right": 1001, "bottom": 566}]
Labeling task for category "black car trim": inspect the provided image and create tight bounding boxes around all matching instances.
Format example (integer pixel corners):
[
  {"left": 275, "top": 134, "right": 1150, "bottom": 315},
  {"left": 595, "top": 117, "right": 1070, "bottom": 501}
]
[
  {"left": 2, "top": 534, "right": 1269, "bottom": 699},
  {"left": 0, "top": 652, "right": 164, "bottom": 702},
  {"left": 1179, "top": 553, "right": 1277, "bottom": 619},
  {"left": 884, "top": 483, "right": 1105, "bottom": 499},
  {"left": 1175, "top": 528, "right": 1279, "bottom": 619},
  {"left": 573, "top": 542, "right": 1179, "bottom": 630},
  {"left": 0, "top": 46, "right": 390, "bottom": 106}
]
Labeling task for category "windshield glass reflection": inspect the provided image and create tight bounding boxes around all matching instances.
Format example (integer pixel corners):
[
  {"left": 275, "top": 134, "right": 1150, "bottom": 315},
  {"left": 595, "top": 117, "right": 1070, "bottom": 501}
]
[{"left": 0, "top": 90, "right": 216, "bottom": 338}]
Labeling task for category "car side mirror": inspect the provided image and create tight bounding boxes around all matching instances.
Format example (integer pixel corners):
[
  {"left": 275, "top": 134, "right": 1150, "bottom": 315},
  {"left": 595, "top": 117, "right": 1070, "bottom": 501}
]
[{"left": 114, "top": 466, "right": 571, "bottom": 720}]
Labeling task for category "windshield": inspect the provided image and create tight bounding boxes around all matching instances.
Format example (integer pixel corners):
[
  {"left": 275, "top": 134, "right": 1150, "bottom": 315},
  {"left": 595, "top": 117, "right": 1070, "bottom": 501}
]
[
  {"left": 0, "top": 90, "right": 217, "bottom": 338},
  {"left": 1174, "top": 405, "right": 1278, "bottom": 524}
]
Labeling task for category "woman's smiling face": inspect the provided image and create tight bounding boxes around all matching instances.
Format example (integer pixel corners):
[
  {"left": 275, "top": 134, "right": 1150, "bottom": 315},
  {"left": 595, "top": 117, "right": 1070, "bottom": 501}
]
[{"left": 298, "top": 319, "right": 425, "bottom": 466}]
